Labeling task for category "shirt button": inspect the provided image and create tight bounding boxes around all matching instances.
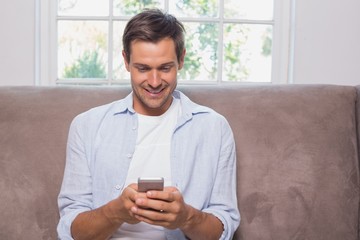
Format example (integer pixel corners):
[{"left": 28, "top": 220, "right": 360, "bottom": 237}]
[
  {"left": 132, "top": 126, "right": 137, "bottom": 130},
  {"left": 127, "top": 153, "right": 132, "bottom": 158},
  {"left": 115, "top": 185, "right": 121, "bottom": 190}
]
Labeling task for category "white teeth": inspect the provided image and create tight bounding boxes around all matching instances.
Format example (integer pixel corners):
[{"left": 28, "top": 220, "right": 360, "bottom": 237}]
[{"left": 148, "top": 89, "right": 161, "bottom": 94}]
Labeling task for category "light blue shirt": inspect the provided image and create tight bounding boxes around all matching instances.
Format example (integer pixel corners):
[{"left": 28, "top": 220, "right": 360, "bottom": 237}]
[{"left": 57, "top": 90, "right": 240, "bottom": 240}]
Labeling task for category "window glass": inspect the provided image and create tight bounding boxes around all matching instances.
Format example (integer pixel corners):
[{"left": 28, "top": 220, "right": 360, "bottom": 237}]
[
  {"left": 58, "top": 0, "right": 109, "bottom": 16},
  {"left": 223, "top": 24, "right": 272, "bottom": 82},
  {"left": 180, "top": 22, "right": 218, "bottom": 81},
  {"left": 113, "top": 0, "right": 164, "bottom": 16},
  {"left": 58, "top": 21, "right": 108, "bottom": 80},
  {"left": 169, "top": 0, "right": 218, "bottom": 18},
  {"left": 113, "top": 21, "right": 128, "bottom": 81},
  {"left": 53, "top": 0, "right": 284, "bottom": 84},
  {"left": 224, "top": 0, "right": 273, "bottom": 20}
]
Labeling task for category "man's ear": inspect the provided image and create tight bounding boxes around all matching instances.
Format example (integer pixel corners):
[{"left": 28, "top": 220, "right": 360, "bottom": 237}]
[
  {"left": 122, "top": 50, "right": 130, "bottom": 71},
  {"left": 178, "top": 49, "right": 186, "bottom": 70}
]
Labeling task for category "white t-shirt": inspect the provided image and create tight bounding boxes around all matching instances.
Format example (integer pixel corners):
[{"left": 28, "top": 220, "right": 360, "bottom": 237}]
[{"left": 113, "top": 97, "right": 181, "bottom": 239}]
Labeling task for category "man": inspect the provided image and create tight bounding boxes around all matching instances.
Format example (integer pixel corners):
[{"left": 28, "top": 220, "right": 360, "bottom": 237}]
[{"left": 57, "top": 9, "right": 240, "bottom": 240}]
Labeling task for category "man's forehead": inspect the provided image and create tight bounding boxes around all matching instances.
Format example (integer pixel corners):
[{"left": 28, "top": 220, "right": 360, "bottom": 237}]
[
  {"left": 128, "top": 39, "right": 178, "bottom": 64},
  {"left": 129, "top": 38, "right": 176, "bottom": 52}
]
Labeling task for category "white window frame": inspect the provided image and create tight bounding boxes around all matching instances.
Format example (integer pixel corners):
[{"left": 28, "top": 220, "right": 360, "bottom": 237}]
[{"left": 36, "top": 0, "right": 294, "bottom": 86}]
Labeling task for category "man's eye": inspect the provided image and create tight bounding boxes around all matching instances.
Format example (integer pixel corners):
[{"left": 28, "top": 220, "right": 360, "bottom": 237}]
[
  {"left": 137, "top": 67, "right": 149, "bottom": 72},
  {"left": 160, "top": 66, "right": 171, "bottom": 72}
]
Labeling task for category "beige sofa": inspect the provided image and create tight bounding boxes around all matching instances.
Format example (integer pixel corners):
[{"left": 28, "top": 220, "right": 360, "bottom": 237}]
[{"left": 0, "top": 84, "right": 359, "bottom": 240}]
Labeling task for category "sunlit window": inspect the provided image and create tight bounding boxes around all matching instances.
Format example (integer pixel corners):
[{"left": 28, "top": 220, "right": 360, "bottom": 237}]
[{"left": 50, "top": 0, "right": 289, "bottom": 85}]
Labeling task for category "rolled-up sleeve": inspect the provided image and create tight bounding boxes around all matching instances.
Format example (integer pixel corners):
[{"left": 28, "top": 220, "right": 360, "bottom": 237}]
[
  {"left": 202, "top": 117, "right": 240, "bottom": 239},
  {"left": 57, "top": 114, "right": 93, "bottom": 239}
]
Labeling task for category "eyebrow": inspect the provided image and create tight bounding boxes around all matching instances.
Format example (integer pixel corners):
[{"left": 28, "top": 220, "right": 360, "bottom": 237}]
[{"left": 133, "top": 62, "right": 176, "bottom": 68}]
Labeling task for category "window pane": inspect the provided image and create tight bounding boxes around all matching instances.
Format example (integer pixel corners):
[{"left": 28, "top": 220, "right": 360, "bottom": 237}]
[
  {"left": 169, "top": 0, "right": 218, "bottom": 18},
  {"left": 54, "top": 0, "right": 278, "bottom": 85},
  {"left": 113, "top": 21, "right": 129, "bottom": 81},
  {"left": 224, "top": 0, "right": 273, "bottom": 20},
  {"left": 179, "top": 22, "right": 218, "bottom": 81},
  {"left": 113, "top": 0, "right": 164, "bottom": 16},
  {"left": 58, "top": 0, "right": 109, "bottom": 16},
  {"left": 223, "top": 24, "right": 272, "bottom": 82},
  {"left": 58, "top": 21, "right": 108, "bottom": 79}
]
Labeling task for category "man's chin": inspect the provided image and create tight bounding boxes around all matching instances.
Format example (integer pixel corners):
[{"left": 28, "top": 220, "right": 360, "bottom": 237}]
[{"left": 141, "top": 99, "right": 171, "bottom": 115}]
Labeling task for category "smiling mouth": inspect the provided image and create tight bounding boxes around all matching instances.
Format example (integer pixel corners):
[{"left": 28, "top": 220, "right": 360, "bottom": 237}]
[
  {"left": 145, "top": 87, "right": 166, "bottom": 96},
  {"left": 147, "top": 89, "right": 162, "bottom": 94}
]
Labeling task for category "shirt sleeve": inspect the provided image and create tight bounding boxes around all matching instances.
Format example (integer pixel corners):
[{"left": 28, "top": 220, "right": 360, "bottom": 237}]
[
  {"left": 202, "top": 116, "right": 240, "bottom": 240},
  {"left": 57, "top": 114, "right": 93, "bottom": 239}
]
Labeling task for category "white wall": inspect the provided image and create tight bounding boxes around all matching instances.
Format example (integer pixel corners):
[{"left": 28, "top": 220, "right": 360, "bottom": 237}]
[
  {"left": 0, "top": 1, "right": 35, "bottom": 86},
  {"left": 0, "top": 0, "right": 359, "bottom": 86},
  {"left": 292, "top": 0, "right": 360, "bottom": 85}
]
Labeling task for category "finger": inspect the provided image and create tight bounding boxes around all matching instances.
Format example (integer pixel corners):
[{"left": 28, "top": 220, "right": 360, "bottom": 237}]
[
  {"left": 134, "top": 210, "right": 178, "bottom": 230},
  {"left": 146, "top": 190, "right": 177, "bottom": 202},
  {"left": 123, "top": 185, "right": 146, "bottom": 202},
  {"left": 163, "top": 186, "right": 179, "bottom": 192},
  {"left": 132, "top": 204, "right": 168, "bottom": 221},
  {"left": 128, "top": 183, "right": 138, "bottom": 190},
  {"left": 134, "top": 214, "right": 166, "bottom": 226},
  {"left": 135, "top": 197, "right": 170, "bottom": 214}
]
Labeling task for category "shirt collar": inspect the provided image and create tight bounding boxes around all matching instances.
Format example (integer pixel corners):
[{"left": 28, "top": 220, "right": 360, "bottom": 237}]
[{"left": 112, "top": 92, "right": 135, "bottom": 115}]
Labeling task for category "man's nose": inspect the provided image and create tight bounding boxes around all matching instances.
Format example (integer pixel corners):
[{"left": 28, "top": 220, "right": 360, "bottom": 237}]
[{"left": 148, "top": 70, "right": 162, "bottom": 88}]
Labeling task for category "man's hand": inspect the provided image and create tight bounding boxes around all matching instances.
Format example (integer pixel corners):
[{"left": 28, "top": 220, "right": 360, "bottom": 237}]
[
  {"left": 104, "top": 183, "right": 144, "bottom": 225},
  {"left": 129, "top": 186, "right": 189, "bottom": 229},
  {"left": 130, "top": 186, "right": 223, "bottom": 240},
  {"left": 71, "top": 183, "right": 143, "bottom": 240}
]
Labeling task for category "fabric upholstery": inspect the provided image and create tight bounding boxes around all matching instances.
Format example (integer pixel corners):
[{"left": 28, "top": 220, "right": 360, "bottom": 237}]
[
  {"left": 179, "top": 85, "right": 359, "bottom": 240},
  {"left": 0, "top": 85, "right": 359, "bottom": 240}
]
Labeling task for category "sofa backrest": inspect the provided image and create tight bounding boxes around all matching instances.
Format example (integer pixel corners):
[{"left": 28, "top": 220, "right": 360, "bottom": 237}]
[
  {"left": 0, "top": 86, "right": 127, "bottom": 239},
  {"left": 180, "top": 85, "right": 359, "bottom": 240},
  {"left": 0, "top": 85, "right": 359, "bottom": 240}
]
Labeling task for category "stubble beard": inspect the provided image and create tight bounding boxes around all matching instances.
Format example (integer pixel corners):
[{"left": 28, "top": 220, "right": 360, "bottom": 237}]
[{"left": 133, "top": 81, "right": 176, "bottom": 115}]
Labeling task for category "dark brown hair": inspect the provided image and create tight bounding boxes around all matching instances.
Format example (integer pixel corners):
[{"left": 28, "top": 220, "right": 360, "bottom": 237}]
[{"left": 122, "top": 9, "right": 185, "bottom": 63}]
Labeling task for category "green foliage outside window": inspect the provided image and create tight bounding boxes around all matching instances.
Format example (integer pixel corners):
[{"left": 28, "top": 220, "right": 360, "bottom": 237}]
[
  {"left": 60, "top": 0, "right": 272, "bottom": 82},
  {"left": 262, "top": 27, "right": 272, "bottom": 57},
  {"left": 115, "top": 0, "right": 161, "bottom": 15},
  {"left": 63, "top": 50, "right": 106, "bottom": 78}
]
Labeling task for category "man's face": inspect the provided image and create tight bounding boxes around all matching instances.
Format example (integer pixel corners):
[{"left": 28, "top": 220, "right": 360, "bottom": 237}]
[{"left": 123, "top": 38, "right": 185, "bottom": 116}]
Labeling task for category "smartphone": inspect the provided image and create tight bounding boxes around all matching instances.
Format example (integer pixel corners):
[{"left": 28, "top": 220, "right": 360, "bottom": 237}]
[{"left": 138, "top": 177, "right": 164, "bottom": 192}]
